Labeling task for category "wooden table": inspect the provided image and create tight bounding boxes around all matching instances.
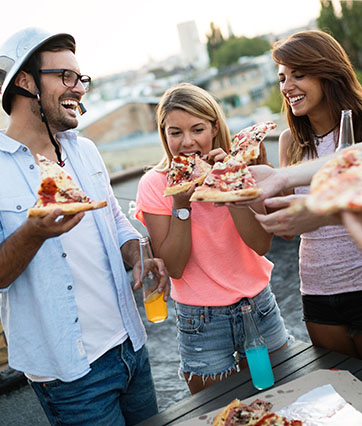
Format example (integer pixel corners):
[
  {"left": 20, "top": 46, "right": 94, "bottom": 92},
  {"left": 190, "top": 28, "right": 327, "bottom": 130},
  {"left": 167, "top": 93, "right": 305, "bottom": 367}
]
[{"left": 137, "top": 340, "right": 362, "bottom": 425}]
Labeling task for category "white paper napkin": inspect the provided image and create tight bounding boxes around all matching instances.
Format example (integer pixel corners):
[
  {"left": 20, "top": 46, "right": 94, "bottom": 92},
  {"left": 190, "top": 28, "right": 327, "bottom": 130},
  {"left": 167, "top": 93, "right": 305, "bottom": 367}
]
[{"left": 277, "top": 384, "right": 362, "bottom": 425}]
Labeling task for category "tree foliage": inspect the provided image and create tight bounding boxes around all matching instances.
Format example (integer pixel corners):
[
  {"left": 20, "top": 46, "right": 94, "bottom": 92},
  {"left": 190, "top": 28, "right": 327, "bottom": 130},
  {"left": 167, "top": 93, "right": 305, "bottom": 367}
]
[
  {"left": 317, "top": 0, "right": 344, "bottom": 41},
  {"left": 206, "top": 22, "right": 225, "bottom": 66},
  {"left": 263, "top": 84, "right": 283, "bottom": 114},
  {"left": 317, "top": 0, "right": 362, "bottom": 69},
  {"left": 206, "top": 23, "right": 271, "bottom": 69}
]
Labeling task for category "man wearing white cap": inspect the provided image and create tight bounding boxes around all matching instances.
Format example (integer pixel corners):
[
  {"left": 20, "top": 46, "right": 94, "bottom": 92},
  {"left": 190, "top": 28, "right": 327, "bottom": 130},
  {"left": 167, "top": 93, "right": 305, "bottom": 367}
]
[{"left": 0, "top": 27, "right": 168, "bottom": 425}]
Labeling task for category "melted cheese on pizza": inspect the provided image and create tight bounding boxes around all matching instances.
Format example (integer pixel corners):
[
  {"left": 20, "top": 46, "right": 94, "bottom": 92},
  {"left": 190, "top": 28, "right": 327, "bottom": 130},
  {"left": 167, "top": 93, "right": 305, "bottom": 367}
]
[
  {"left": 214, "top": 398, "right": 302, "bottom": 426},
  {"left": 204, "top": 161, "right": 256, "bottom": 192},
  {"left": 38, "top": 155, "right": 90, "bottom": 205},
  {"left": 230, "top": 121, "right": 277, "bottom": 158},
  {"left": 305, "top": 148, "right": 362, "bottom": 213},
  {"left": 167, "top": 155, "right": 195, "bottom": 186}
]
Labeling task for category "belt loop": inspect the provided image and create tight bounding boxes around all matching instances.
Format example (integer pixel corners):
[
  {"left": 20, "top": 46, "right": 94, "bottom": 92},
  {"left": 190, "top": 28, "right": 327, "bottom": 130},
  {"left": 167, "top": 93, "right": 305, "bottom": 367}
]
[
  {"left": 203, "top": 306, "right": 210, "bottom": 324},
  {"left": 247, "top": 297, "right": 255, "bottom": 311}
]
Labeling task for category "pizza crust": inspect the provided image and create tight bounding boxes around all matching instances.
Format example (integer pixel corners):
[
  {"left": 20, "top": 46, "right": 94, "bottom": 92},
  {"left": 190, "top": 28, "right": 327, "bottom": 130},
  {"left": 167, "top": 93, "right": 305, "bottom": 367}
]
[
  {"left": 190, "top": 185, "right": 261, "bottom": 202},
  {"left": 28, "top": 200, "right": 107, "bottom": 217},
  {"left": 306, "top": 191, "right": 362, "bottom": 215},
  {"left": 298, "top": 149, "right": 362, "bottom": 215},
  {"left": 212, "top": 398, "right": 302, "bottom": 426},
  {"left": 164, "top": 171, "right": 210, "bottom": 196},
  {"left": 212, "top": 399, "right": 243, "bottom": 426}
]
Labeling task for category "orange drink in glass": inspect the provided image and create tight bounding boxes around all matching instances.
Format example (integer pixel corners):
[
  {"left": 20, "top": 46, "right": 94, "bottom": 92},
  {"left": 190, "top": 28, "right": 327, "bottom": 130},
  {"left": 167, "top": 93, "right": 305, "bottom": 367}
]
[{"left": 143, "top": 288, "right": 168, "bottom": 323}]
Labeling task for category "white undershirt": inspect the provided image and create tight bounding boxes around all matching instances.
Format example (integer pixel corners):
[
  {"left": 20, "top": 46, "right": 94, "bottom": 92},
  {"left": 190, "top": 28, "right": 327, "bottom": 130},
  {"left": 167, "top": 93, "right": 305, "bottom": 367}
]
[{"left": 26, "top": 152, "right": 127, "bottom": 382}]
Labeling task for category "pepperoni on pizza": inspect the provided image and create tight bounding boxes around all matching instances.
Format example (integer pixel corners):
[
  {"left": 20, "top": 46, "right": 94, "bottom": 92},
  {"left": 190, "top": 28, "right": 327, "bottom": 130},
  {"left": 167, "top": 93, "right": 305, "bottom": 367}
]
[
  {"left": 28, "top": 155, "right": 107, "bottom": 217},
  {"left": 164, "top": 153, "right": 211, "bottom": 196},
  {"left": 296, "top": 148, "right": 362, "bottom": 215},
  {"left": 190, "top": 158, "right": 261, "bottom": 202},
  {"left": 229, "top": 121, "right": 277, "bottom": 164},
  {"left": 163, "top": 121, "right": 276, "bottom": 201},
  {"left": 212, "top": 398, "right": 303, "bottom": 426}
]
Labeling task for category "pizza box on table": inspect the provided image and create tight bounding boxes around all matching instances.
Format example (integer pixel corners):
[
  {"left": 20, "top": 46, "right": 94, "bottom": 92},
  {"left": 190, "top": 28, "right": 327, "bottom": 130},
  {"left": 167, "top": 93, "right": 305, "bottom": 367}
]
[{"left": 176, "top": 369, "right": 362, "bottom": 425}]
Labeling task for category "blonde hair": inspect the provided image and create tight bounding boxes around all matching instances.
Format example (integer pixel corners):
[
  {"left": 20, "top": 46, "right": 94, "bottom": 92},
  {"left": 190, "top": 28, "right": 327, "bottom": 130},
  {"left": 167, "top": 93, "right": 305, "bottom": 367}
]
[
  {"left": 154, "top": 83, "right": 231, "bottom": 172},
  {"left": 272, "top": 30, "right": 362, "bottom": 164}
]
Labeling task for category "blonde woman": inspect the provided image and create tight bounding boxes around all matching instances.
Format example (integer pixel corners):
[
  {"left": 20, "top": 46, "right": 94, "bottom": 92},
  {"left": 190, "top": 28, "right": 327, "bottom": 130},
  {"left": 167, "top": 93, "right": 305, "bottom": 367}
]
[{"left": 136, "top": 83, "right": 290, "bottom": 394}]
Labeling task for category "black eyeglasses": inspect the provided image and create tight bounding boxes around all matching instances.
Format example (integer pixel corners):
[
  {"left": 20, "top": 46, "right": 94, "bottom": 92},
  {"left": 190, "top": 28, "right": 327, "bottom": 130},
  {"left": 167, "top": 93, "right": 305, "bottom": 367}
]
[{"left": 39, "top": 69, "right": 91, "bottom": 92}]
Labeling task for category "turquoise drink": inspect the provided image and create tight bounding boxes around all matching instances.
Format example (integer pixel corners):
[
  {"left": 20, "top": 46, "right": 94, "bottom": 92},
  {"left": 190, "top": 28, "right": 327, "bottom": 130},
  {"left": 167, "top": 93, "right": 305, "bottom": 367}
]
[{"left": 245, "top": 345, "right": 274, "bottom": 390}]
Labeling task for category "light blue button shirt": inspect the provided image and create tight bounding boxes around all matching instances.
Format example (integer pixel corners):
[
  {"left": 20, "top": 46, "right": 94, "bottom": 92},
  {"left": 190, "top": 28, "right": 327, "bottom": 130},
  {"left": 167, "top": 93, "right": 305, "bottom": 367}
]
[{"left": 0, "top": 130, "right": 145, "bottom": 382}]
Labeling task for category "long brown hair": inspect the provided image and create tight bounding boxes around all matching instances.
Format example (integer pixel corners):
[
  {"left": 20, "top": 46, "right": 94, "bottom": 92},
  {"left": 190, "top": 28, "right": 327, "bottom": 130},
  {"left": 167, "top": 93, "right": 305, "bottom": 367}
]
[
  {"left": 154, "top": 83, "right": 231, "bottom": 172},
  {"left": 272, "top": 30, "right": 362, "bottom": 164}
]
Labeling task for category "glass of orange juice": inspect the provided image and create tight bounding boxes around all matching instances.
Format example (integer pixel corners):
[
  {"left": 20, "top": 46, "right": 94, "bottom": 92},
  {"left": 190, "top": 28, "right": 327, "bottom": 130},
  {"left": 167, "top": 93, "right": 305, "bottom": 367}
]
[
  {"left": 142, "top": 277, "right": 168, "bottom": 323},
  {"left": 139, "top": 237, "right": 168, "bottom": 323}
]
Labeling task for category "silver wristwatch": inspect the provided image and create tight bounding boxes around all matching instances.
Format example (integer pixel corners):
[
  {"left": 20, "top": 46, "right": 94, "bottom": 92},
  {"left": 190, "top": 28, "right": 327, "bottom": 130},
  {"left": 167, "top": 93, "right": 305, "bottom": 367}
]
[{"left": 172, "top": 208, "right": 191, "bottom": 221}]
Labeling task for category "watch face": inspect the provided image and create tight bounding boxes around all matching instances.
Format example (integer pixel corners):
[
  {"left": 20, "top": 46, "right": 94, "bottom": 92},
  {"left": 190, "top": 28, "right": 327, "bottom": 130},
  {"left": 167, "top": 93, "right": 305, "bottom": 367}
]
[{"left": 178, "top": 208, "right": 190, "bottom": 220}]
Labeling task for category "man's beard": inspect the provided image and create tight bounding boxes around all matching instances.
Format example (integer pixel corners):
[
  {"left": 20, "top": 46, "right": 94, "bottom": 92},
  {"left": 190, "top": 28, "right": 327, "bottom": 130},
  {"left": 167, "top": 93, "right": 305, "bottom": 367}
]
[{"left": 30, "top": 97, "right": 78, "bottom": 133}]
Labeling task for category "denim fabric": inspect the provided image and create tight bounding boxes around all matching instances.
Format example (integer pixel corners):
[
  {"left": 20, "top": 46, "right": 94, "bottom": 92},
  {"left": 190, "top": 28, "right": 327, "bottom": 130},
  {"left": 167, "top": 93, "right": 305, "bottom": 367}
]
[
  {"left": 30, "top": 339, "right": 158, "bottom": 426},
  {"left": 302, "top": 291, "right": 362, "bottom": 335},
  {"left": 0, "top": 130, "right": 145, "bottom": 381},
  {"left": 175, "top": 285, "right": 290, "bottom": 377}
]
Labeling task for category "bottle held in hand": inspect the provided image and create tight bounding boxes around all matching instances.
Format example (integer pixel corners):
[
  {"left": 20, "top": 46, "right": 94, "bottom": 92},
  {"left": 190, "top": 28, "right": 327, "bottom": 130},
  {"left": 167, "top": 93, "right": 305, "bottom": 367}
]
[
  {"left": 139, "top": 237, "right": 168, "bottom": 323},
  {"left": 242, "top": 304, "right": 274, "bottom": 390},
  {"left": 336, "top": 109, "right": 355, "bottom": 151}
]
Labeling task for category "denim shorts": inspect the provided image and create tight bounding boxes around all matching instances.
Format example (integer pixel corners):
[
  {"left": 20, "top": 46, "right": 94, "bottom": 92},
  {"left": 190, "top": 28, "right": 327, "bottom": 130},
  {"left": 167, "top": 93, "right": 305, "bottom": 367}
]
[
  {"left": 174, "top": 285, "right": 290, "bottom": 379},
  {"left": 302, "top": 291, "right": 362, "bottom": 335},
  {"left": 30, "top": 339, "right": 158, "bottom": 426}
]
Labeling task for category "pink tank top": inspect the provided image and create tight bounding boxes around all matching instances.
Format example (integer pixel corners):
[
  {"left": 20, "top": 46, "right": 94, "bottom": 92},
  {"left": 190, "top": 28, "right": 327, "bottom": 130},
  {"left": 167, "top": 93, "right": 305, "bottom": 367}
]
[{"left": 295, "top": 131, "right": 362, "bottom": 295}]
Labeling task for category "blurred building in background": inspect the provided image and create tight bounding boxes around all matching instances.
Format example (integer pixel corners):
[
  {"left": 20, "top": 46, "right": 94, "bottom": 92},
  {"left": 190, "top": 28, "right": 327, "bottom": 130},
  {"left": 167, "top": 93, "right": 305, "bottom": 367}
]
[
  {"left": 177, "top": 20, "right": 209, "bottom": 69},
  {"left": 78, "top": 97, "right": 158, "bottom": 144}
]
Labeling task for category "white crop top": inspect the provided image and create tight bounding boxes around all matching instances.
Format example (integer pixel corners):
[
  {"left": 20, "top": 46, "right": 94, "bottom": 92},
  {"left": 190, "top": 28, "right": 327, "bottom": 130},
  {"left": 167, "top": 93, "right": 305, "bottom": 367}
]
[{"left": 295, "top": 131, "right": 362, "bottom": 295}]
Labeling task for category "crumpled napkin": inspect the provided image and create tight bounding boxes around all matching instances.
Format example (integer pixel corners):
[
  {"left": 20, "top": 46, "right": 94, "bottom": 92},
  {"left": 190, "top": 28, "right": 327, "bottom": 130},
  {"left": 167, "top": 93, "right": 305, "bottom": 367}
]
[{"left": 277, "top": 384, "right": 362, "bottom": 425}]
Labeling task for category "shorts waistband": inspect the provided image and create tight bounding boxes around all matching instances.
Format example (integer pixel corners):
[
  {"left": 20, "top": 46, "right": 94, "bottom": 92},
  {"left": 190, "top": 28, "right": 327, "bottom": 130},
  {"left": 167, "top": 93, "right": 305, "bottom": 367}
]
[{"left": 174, "top": 296, "right": 253, "bottom": 319}]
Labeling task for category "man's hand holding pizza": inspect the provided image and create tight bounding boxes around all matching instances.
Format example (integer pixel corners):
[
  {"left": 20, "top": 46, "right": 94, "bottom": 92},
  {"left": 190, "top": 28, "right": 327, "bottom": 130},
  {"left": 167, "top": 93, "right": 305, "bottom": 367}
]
[{"left": 26, "top": 208, "right": 85, "bottom": 240}]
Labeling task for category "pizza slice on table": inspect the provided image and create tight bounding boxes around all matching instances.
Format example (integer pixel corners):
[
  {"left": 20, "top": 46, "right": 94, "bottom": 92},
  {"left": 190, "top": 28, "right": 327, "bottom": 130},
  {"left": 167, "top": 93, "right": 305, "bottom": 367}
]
[
  {"left": 164, "top": 153, "right": 211, "bottom": 196},
  {"left": 229, "top": 121, "right": 277, "bottom": 164},
  {"left": 212, "top": 398, "right": 303, "bottom": 426},
  {"left": 190, "top": 158, "right": 261, "bottom": 203},
  {"left": 291, "top": 148, "right": 362, "bottom": 215},
  {"left": 28, "top": 155, "right": 107, "bottom": 217}
]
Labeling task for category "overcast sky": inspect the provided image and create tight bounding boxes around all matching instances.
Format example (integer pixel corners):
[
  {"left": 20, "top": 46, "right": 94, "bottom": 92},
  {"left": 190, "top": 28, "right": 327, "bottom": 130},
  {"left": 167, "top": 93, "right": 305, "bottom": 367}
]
[{"left": 0, "top": 0, "right": 324, "bottom": 78}]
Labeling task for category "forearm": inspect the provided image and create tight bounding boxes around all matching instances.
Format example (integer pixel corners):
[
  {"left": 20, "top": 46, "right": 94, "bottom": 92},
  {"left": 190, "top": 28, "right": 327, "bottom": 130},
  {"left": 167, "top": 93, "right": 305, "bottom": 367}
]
[
  {"left": 280, "top": 143, "right": 362, "bottom": 190},
  {"left": 120, "top": 239, "right": 141, "bottom": 269},
  {"left": 157, "top": 218, "right": 192, "bottom": 279},
  {"left": 0, "top": 222, "right": 45, "bottom": 288},
  {"left": 281, "top": 160, "right": 323, "bottom": 189}
]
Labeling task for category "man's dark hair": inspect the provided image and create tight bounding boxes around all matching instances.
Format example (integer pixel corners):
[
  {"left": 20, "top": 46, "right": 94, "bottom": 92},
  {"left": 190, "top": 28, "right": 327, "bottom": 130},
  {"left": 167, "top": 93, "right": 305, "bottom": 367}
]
[{"left": 22, "top": 36, "right": 76, "bottom": 73}]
